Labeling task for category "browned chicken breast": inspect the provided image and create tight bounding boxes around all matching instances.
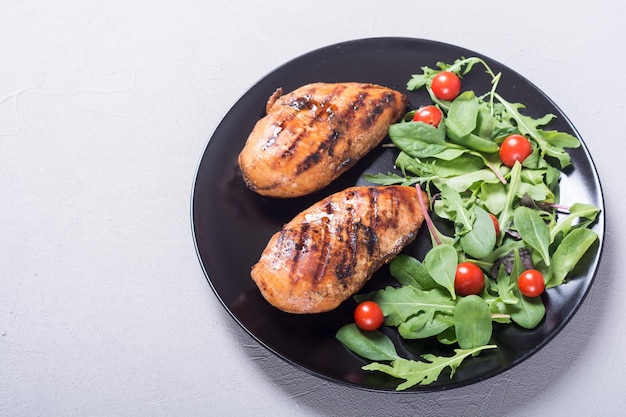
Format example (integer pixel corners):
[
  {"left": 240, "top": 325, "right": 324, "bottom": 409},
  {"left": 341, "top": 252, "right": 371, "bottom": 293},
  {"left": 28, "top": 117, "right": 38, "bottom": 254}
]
[
  {"left": 251, "top": 186, "right": 427, "bottom": 313},
  {"left": 238, "top": 82, "right": 408, "bottom": 198}
]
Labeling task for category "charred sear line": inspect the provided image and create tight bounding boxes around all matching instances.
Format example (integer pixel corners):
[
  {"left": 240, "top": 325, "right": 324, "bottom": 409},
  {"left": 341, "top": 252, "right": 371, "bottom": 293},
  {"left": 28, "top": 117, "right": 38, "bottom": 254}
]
[
  {"left": 367, "top": 187, "right": 381, "bottom": 228},
  {"left": 383, "top": 92, "right": 397, "bottom": 106},
  {"left": 353, "top": 92, "right": 368, "bottom": 111},
  {"left": 333, "top": 221, "right": 379, "bottom": 280},
  {"left": 334, "top": 222, "right": 358, "bottom": 281},
  {"left": 297, "top": 149, "right": 323, "bottom": 174},
  {"left": 312, "top": 220, "right": 333, "bottom": 284},
  {"left": 389, "top": 187, "right": 401, "bottom": 229},
  {"left": 361, "top": 102, "right": 385, "bottom": 129},
  {"left": 327, "top": 129, "right": 340, "bottom": 157},
  {"left": 288, "top": 223, "right": 310, "bottom": 282},
  {"left": 305, "top": 221, "right": 332, "bottom": 285},
  {"left": 362, "top": 223, "right": 379, "bottom": 257},
  {"left": 288, "top": 88, "right": 348, "bottom": 174}
]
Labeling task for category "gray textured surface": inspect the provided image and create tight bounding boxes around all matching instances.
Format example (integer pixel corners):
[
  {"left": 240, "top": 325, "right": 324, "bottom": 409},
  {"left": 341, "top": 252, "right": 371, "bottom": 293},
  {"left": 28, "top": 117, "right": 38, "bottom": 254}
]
[{"left": 2, "top": 1, "right": 624, "bottom": 416}]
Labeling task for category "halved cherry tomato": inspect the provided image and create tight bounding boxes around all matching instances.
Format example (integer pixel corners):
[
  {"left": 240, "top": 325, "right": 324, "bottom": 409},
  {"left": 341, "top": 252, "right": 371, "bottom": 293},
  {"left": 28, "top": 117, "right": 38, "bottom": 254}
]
[
  {"left": 354, "top": 301, "right": 384, "bottom": 331},
  {"left": 431, "top": 71, "right": 461, "bottom": 101},
  {"left": 454, "top": 262, "right": 485, "bottom": 296},
  {"left": 499, "top": 134, "right": 532, "bottom": 167},
  {"left": 517, "top": 269, "right": 545, "bottom": 297},
  {"left": 413, "top": 105, "right": 443, "bottom": 127},
  {"left": 489, "top": 213, "right": 500, "bottom": 235}
]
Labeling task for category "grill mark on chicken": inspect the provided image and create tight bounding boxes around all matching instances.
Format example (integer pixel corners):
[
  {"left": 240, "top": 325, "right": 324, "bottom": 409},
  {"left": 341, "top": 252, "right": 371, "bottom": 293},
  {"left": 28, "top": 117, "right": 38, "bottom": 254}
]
[
  {"left": 291, "top": 85, "right": 347, "bottom": 174},
  {"left": 286, "top": 85, "right": 368, "bottom": 173},
  {"left": 289, "top": 222, "right": 310, "bottom": 283},
  {"left": 278, "top": 85, "right": 344, "bottom": 163}
]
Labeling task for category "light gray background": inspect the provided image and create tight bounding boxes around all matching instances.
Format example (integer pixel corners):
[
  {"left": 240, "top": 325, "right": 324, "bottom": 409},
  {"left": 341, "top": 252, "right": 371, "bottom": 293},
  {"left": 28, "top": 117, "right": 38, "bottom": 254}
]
[{"left": 2, "top": 1, "right": 624, "bottom": 416}]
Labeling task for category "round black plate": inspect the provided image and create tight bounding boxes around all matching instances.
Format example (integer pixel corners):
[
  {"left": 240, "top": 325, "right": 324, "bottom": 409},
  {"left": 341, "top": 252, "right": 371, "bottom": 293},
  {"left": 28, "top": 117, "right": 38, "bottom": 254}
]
[{"left": 191, "top": 38, "right": 604, "bottom": 391}]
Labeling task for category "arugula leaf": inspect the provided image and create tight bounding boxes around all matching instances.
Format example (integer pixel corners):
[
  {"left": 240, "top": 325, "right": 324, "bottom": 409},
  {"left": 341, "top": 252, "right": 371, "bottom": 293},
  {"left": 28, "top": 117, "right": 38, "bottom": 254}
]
[
  {"left": 494, "top": 264, "right": 518, "bottom": 305},
  {"left": 362, "top": 171, "right": 419, "bottom": 186},
  {"left": 494, "top": 93, "right": 580, "bottom": 168},
  {"left": 399, "top": 311, "right": 454, "bottom": 339},
  {"left": 550, "top": 203, "right": 600, "bottom": 243},
  {"left": 363, "top": 345, "right": 497, "bottom": 390},
  {"left": 439, "top": 184, "right": 473, "bottom": 234},
  {"left": 358, "top": 285, "right": 455, "bottom": 327}
]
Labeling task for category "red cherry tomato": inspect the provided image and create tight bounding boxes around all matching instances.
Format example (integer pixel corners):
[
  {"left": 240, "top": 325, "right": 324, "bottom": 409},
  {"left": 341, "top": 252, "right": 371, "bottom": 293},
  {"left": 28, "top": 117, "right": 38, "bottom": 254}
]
[
  {"left": 489, "top": 213, "right": 500, "bottom": 235},
  {"left": 431, "top": 71, "right": 462, "bottom": 101},
  {"left": 517, "top": 269, "right": 545, "bottom": 297},
  {"left": 499, "top": 134, "right": 532, "bottom": 167},
  {"left": 354, "top": 301, "right": 384, "bottom": 331},
  {"left": 413, "top": 105, "right": 443, "bottom": 127},
  {"left": 454, "top": 262, "right": 485, "bottom": 296}
]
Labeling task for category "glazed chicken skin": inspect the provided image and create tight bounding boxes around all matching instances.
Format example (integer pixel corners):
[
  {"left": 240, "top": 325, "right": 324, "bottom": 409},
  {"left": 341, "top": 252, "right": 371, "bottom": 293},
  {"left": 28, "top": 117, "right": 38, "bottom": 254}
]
[
  {"left": 251, "top": 186, "right": 427, "bottom": 313},
  {"left": 238, "top": 82, "right": 408, "bottom": 198}
]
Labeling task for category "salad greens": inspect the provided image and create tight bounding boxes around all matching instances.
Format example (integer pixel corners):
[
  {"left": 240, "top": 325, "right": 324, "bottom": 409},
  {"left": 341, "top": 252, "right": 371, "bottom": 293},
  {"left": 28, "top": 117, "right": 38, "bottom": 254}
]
[{"left": 336, "top": 57, "right": 601, "bottom": 390}]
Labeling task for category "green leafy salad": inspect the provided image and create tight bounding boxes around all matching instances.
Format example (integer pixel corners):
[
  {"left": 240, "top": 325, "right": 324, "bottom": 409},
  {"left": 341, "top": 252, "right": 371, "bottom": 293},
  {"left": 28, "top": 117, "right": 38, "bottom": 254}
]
[{"left": 335, "top": 57, "right": 601, "bottom": 390}]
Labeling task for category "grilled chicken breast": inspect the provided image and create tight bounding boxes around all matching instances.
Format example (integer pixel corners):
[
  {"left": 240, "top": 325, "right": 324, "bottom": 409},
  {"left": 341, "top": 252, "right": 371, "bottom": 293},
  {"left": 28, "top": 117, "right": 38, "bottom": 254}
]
[
  {"left": 251, "top": 185, "right": 427, "bottom": 313},
  {"left": 238, "top": 82, "right": 408, "bottom": 198}
]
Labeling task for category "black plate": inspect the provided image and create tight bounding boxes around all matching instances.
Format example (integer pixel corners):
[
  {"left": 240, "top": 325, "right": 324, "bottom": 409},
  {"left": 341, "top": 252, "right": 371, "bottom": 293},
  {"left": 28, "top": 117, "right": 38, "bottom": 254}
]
[{"left": 191, "top": 38, "right": 604, "bottom": 391}]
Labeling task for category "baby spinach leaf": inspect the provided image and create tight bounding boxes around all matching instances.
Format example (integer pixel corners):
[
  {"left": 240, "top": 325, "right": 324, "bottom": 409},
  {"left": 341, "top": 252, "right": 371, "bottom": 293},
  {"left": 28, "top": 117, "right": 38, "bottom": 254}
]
[
  {"left": 389, "top": 120, "right": 449, "bottom": 159},
  {"left": 506, "top": 247, "right": 545, "bottom": 329},
  {"left": 507, "top": 288, "right": 545, "bottom": 329},
  {"left": 424, "top": 243, "right": 458, "bottom": 299},
  {"left": 480, "top": 181, "right": 506, "bottom": 215},
  {"left": 389, "top": 254, "right": 436, "bottom": 290},
  {"left": 460, "top": 205, "right": 497, "bottom": 259},
  {"left": 514, "top": 206, "right": 551, "bottom": 266},
  {"left": 476, "top": 100, "right": 498, "bottom": 138},
  {"left": 447, "top": 91, "right": 479, "bottom": 139},
  {"left": 437, "top": 326, "right": 458, "bottom": 345},
  {"left": 454, "top": 295, "right": 493, "bottom": 349},
  {"left": 546, "top": 228, "right": 598, "bottom": 288},
  {"left": 363, "top": 345, "right": 497, "bottom": 390},
  {"left": 336, "top": 324, "right": 401, "bottom": 362},
  {"left": 451, "top": 133, "right": 499, "bottom": 154},
  {"left": 518, "top": 181, "right": 554, "bottom": 202}
]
